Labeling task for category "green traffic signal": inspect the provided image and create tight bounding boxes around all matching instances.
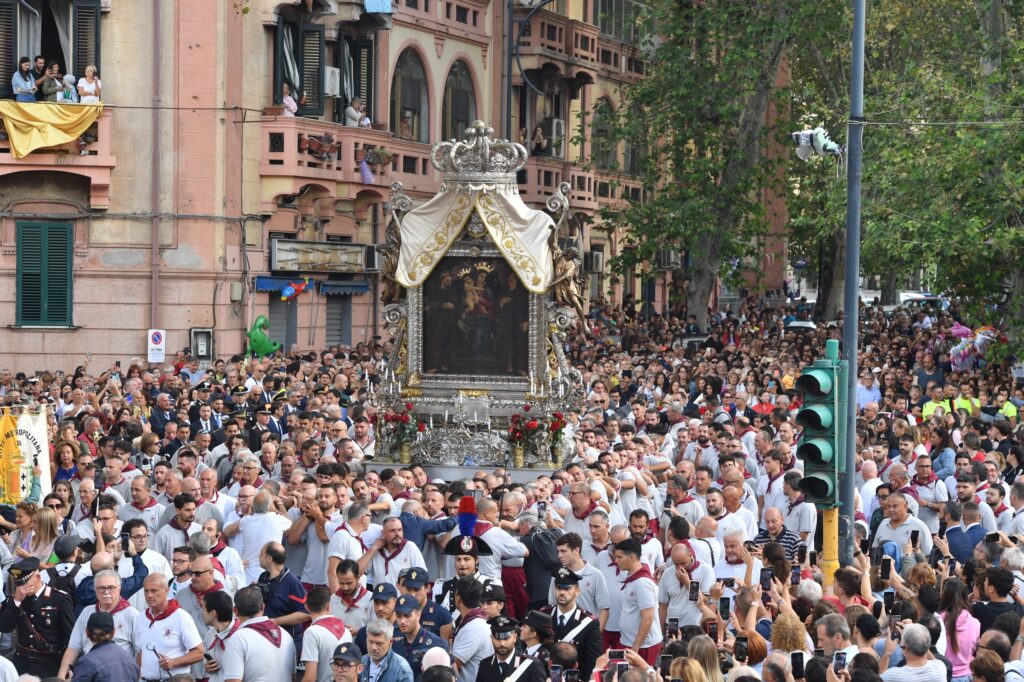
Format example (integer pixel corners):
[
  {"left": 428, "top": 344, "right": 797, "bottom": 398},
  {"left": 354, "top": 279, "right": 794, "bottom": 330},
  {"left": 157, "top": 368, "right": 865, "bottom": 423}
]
[
  {"left": 797, "top": 437, "right": 834, "bottom": 466},
  {"left": 794, "top": 368, "right": 833, "bottom": 397},
  {"left": 795, "top": 404, "right": 834, "bottom": 431},
  {"left": 795, "top": 339, "right": 845, "bottom": 510}
]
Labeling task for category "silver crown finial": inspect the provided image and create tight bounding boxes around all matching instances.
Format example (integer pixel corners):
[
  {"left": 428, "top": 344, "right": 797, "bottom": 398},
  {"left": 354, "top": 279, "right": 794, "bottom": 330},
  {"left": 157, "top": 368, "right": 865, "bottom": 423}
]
[{"left": 431, "top": 122, "right": 528, "bottom": 189}]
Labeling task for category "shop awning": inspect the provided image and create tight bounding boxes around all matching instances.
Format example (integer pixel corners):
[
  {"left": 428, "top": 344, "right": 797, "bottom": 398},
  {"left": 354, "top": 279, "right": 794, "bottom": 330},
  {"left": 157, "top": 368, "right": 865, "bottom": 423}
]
[
  {"left": 254, "top": 276, "right": 303, "bottom": 292},
  {"left": 320, "top": 282, "right": 370, "bottom": 296}
]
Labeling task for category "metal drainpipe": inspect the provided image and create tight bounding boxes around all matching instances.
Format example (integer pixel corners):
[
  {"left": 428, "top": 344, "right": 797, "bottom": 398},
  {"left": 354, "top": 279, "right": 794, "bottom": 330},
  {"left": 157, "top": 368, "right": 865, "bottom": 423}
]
[
  {"left": 371, "top": 202, "right": 380, "bottom": 340},
  {"left": 150, "top": 1, "right": 162, "bottom": 330}
]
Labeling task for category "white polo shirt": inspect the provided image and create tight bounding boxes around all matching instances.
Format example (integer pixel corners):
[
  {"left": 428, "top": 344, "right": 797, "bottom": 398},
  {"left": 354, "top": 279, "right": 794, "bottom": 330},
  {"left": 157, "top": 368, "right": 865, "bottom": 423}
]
[
  {"left": 756, "top": 475, "right": 790, "bottom": 525},
  {"left": 618, "top": 569, "right": 662, "bottom": 649},
  {"left": 658, "top": 560, "right": 716, "bottom": 627},
  {"left": 872, "top": 515, "right": 933, "bottom": 556},
  {"left": 451, "top": 616, "right": 494, "bottom": 682},
  {"left": 69, "top": 603, "right": 139, "bottom": 656},
  {"left": 689, "top": 536, "right": 723, "bottom": 569},
  {"left": 300, "top": 615, "right": 353, "bottom": 682},
  {"left": 330, "top": 586, "right": 374, "bottom": 634},
  {"left": 367, "top": 540, "right": 425, "bottom": 586},
  {"left": 119, "top": 501, "right": 166, "bottom": 534},
  {"left": 301, "top": 511, "right": 343, "bottom": 586},
  {"left": 133, "top": 604, "right": 204, "bottom": 679},
  {"left": 714, "top": 511, "right": 753, "bottom": 542},
  {"left": 546, "top": 561, "right": 611, "bottom": 618},
  {"left": 238, "top": 512, "right": 292, "bottom": 583},
  {"left": 221, "top": 616, "right": 297, "bottom": 682},
  {"left": 783, "top": 500, "right": 818, "bottom": 540},
  {"left": 594, "top": 548, "right": 625, "bottom": 632}
]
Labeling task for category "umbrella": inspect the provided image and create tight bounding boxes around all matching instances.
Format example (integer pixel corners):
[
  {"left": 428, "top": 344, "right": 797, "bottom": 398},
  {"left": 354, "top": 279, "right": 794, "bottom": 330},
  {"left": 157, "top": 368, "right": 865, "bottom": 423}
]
[{"left": 785, "top": 320, "right": 817, "bottom": 331}]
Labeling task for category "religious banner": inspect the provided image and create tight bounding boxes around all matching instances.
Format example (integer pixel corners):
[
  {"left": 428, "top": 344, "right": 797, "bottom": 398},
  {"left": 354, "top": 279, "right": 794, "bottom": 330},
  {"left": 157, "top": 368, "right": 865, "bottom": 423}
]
[
  {"left": 17, "top": 409, "right": 50, "bottom": 500},
  {"left": 0, "top": 411, "right": 23, "bottom": 505}
]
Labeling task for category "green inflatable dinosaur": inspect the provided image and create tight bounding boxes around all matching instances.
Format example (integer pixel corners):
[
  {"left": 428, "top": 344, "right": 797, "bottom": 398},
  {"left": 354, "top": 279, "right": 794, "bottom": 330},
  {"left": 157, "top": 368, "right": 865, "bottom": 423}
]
[{"left": 246, "top": 315, "right": 282, "bottom": 357}]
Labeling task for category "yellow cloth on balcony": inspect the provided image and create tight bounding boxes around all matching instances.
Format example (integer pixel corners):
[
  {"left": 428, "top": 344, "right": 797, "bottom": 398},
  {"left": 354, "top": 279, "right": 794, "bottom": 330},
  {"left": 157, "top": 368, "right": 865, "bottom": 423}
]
[{"left": 0, "top": 101, "right": 103, "bottom": 159}]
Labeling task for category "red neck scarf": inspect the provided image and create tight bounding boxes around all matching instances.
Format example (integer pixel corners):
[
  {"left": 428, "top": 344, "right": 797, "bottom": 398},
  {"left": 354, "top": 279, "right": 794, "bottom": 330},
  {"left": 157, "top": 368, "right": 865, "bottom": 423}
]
[
  {"left": 131, "top": 497, "right": 159, "bottom": 512},
  {"left": 977, "top": 482, "right": 991, "bottom": 493},
  {"left": 677, "top": 494, "right": 696, "bottom": 505},
  {"left": 787, "top": 494, "right": 806, "bottom": 514},
  {"left": 169, "top": 517, "right": 192, "bottom": 543},
  {"left": 591, "top": 542, "right": 610, "bottom": 556},
  {"left": 191, "top": 580, "right": 225, "bottom": 599},
  {"left": 765, "top": 471, "right": 784, "bottom": 494},
  {"left": 312, "top": 616, "right": 348, "bottom": 640},
  {"left": 995, "top": 503, "right": 1009, "bottom": 515},
  {"left": 211, "top": 540, "right": 228, "bottom": 556},
  {"left": 913, "top": 472, "right": 939, "bottom": 487},
  {"left": 212, "top": 620, "right": 241, "bottom": 650},
  {"left": 146, "top": 600, "right": 181, "bottom": 625},
  {"left": 473, "top": 521, "right": 494, "bottom": 537},
  {"left": 79, "top": 503, "right": 92, "bottom": 519},
  {"left": 620, "top": 565, "right": 654, "bottom": 590},
  {"left": 336, "top": 524, "right": 368, "bottom": 552},
  {"left": 572, "top": 500, "right": 599, "bottom": 520},
  {"left": 455, "top": 607, "right": 488, "bottom": 635},
  {"left": 106, "top": 598, "right": 132, "bottom": 615},
  {"left": 897, "top": 485, "right": 921, "bottom": 502},
  {"left": 242, "top": 619, "right": 283, "bottom": 647},
  {"left": 380, "top": 541, "right": 408, "bottom": 575},
  {"left": 336, "top": 585, "right": 369, "bottom": 611}
]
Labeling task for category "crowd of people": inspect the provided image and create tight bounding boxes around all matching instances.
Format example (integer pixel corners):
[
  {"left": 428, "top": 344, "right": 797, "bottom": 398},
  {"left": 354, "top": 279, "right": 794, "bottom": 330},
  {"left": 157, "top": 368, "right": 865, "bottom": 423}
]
[
  {"left": 11, "top": 55, "right": 101, "bottom": 105},
  {"left": 0, "top": 295, "right": 1023, "bottom": 682}
]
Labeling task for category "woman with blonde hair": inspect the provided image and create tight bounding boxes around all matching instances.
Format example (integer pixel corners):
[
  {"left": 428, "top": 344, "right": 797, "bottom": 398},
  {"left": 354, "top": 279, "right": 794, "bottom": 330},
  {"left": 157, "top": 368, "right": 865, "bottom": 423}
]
[
  {"left": 77, "top": 64, "right": 101, "bottom": 103},
  {"left": 688, "top": 635, "right": 725, "bottom": 682},
  {"left": 771, "top": 612, "right": 811, "bottom": 655},
  {"left": 671, "top": 657, "right": 708, "bottom": 682}
]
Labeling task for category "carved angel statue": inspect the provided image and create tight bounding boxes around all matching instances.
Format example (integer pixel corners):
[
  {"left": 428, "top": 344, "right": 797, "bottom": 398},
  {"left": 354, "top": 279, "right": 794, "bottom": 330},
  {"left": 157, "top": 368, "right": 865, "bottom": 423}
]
[{"left": 550, "top": 246, "right": 589, "bottom": 333}]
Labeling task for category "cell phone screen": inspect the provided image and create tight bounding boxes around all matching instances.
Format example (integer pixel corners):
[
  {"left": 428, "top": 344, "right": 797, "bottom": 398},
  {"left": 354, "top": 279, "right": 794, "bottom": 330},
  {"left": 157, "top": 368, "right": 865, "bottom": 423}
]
[
  {"left": 791, "top": 565, "right": 801, "bottom": 585},
  {"left": 609, "top": 650, "right": 625, "bottom": 661},
  {"left": 911, "top": 530, "right": 920, "bottom": 547},
  {"left": 550, "top": 666, "right": 562, "bottom": 682},
  {"left": 760, "top": 568, "right": 774, "bottom": 591},
  {"left": 719, "top": 597, "right": 730, "bottom": 620},
  {"left": 735, "top": 636, "right": 748, "bottom": 661},
  {"left": 809, "top": 550, "right": 817, "bottom": 566},
  {"left": 689, "top": 582, "right": 700, "bottom": 601},
  {"left": 564, "top": 671, "right": 579, "bottom": 682},
  {"left": 661, "top": 655, "right": 673, "bottom": 677},
  {"left": 797, "top": 545, "right": 808, "bottom": 564},
  {"left": 833, "top": 652, "right": 847, "bottom": 672},
  {"left": 708, "top": 621, "right": 718, "bottom": 641},
  {"left": 791, "top": 652, "right": 805, "bottom": 679},
  {"left": 881, "top": 556, "right": 892, "bottom": 580},
  {"left": 668, "top": 618, "right": 679, "bottom": 636},
  {"left": 986, "top": 532, "right": 1000, "bottom": 543},
  {"left": 883, "top": 591, "right": 895, "bottom": 611},
  {"left": 948, "top": 559, "right": 958, "bottom": 576}
]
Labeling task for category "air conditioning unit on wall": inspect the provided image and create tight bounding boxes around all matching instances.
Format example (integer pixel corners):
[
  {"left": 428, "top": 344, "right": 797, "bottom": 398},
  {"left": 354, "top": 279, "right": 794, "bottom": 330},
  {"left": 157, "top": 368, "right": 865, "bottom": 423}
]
[{"left": 584, "top": 251, "right": 605, "bottom": 274}]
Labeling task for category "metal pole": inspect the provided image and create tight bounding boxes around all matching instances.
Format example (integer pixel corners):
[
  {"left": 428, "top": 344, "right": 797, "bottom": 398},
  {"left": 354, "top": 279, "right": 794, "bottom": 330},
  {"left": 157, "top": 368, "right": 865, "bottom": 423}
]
[
  {"left": 840, "top": 0, "right": 865, "bottom": 567},
  {"left": 504, "top": 0, "right": 515, "bottom": 139}
]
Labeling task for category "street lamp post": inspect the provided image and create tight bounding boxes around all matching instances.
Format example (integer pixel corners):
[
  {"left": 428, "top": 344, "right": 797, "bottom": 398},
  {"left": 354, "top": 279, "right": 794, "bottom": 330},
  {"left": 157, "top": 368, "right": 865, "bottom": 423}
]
[{"left": 504, "top": 0, "right": 559, "bottom": 140}]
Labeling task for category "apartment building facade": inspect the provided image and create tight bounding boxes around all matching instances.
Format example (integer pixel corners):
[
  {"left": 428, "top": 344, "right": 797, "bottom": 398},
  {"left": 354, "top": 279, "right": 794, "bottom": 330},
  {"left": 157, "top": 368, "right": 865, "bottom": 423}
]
[{"left": 0, "top": 0, "right": 783, "bottom": 370}]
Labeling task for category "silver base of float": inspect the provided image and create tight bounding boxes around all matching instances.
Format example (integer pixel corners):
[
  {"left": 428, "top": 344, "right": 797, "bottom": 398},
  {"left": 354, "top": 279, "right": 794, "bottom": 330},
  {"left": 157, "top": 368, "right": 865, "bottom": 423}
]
[{"left": 361, "top": 460, "right": 561, "bottom": 483}]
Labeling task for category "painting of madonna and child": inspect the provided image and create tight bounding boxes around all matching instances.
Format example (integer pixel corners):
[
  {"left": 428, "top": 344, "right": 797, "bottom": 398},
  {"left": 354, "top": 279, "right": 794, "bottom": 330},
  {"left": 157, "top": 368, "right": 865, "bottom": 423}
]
[{"left": 422, "top": 256, "right": 530, "bottom": 377}]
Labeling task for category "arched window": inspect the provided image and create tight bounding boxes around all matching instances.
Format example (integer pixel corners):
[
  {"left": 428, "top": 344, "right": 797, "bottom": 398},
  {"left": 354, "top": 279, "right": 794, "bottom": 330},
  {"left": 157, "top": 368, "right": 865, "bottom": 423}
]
[
  {"left": 591, "top": 99, "right": 617, "bottom": 170},
  {"left": 442, "top": 61, "right": 477, "bottom": 142},
  {"left": 390, "top": 49, "right": 429, "bottom": 143}
]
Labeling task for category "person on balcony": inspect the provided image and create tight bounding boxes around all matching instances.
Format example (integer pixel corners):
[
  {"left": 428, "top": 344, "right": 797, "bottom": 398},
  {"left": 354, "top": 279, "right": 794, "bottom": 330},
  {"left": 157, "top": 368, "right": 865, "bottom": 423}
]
[
  {"left": 41, "top": 62, "right": 63, "bottom": 103},
  {"left": 77, "top": 65, "right": 102, "bottom": 104},
  {"left": 61, "top": 75, "right": 79, "bottom": 104},
  {"left": 11, "top": 57, "right": 37, "bottom": 103},
  {"left": 282, "top": 83, "right": 298, "bottom": 117},
  {"left": 345, "top": 98, "right": 368, "bottom": 127},
  {"left": 531, "top": 126, "right": 549, "bottom": 156}
]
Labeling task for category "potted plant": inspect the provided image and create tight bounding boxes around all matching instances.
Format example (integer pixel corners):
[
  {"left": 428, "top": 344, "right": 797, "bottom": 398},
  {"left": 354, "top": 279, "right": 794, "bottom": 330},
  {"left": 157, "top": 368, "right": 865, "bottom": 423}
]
[
  {"left": 378, "top": 401, "right": 422, "bottom": 463},
  {"left": 365, "top": 146, "right": 393, "bottom": 167}
]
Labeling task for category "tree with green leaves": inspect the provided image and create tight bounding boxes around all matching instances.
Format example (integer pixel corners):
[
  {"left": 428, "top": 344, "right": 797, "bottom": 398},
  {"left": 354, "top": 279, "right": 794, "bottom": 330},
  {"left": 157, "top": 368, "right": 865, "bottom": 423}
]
[{"left": 591, "top": 0, "right": 807, "bottom": 329}]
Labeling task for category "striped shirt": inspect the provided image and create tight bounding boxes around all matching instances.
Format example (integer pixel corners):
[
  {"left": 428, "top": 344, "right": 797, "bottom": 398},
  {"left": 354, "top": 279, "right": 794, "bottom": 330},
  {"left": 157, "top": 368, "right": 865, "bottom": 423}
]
[{"left": 752, "top": 527, "right": 804, "bottom": 560}]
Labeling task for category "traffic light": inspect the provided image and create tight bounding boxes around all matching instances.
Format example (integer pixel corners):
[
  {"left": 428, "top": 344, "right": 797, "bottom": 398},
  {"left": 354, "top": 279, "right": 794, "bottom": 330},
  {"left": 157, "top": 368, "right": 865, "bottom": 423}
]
[{"left": 794, "top": 338, "right": 846, "bottom": 509}]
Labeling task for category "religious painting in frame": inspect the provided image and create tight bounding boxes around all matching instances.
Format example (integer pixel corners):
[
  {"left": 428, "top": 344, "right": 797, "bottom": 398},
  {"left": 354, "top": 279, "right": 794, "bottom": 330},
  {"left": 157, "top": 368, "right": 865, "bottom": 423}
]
[{"left": 421, "top": 255, "right": 530, "bottom": 377}]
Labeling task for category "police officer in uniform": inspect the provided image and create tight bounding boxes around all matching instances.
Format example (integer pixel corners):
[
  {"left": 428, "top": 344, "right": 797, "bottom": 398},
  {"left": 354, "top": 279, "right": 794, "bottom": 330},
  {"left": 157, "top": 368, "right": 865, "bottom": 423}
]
[
  {"left": 517, "top": 610, "right": 553, "bottom": 675},
  {"left": 248, "top": 403, "right": 273, "bottom": 451},
  {"left": 188, "top": 380, "right": 215, "bottom": 423},
  {"left": 0, "top": 557, "right": 76, "bottom": 677},
  {"left": 391, "top": 595, "right": 448, "bottom": 680},
  {"left": 398, "top": 567, "right": 452, "bottom": 637},
  {"left": 477, "top": 616, "right": 545, "bottom": 682},
  {"left": 549, "top": 567, "right": 602, "bottom": 681},
  {"left": 229, "top": 385, "right": 251, "bottom": 423},
  {"left": 434, "top": 535, "right": 496, "bottom": 613}
]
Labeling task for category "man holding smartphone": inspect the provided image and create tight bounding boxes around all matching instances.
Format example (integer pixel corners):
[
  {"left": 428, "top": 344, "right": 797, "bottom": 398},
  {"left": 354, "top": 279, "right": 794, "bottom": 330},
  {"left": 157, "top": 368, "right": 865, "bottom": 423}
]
[
  {"left": 872, "top": 493, "right": 933, "bottom": 556},
  {"left": 658, "top": 542, "right": 714, "bottom": 627}
]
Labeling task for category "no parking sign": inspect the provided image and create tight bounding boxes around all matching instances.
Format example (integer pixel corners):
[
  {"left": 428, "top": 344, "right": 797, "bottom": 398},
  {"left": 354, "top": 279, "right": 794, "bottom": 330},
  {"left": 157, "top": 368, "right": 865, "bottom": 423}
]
[{"left": 148, "top": 329, "right": 166, "bottom": 363}]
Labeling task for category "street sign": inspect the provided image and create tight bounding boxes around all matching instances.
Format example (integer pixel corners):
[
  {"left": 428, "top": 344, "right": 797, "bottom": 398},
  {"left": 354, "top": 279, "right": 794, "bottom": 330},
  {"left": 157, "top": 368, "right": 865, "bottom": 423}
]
[{"left": 147, "top": 329, "right": 166, "bottom": 364}]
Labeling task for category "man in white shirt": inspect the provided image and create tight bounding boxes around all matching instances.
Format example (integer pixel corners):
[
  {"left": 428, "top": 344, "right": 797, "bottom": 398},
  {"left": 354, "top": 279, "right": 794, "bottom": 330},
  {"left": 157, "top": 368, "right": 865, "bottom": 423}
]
[
  {"left": 300, "top": 586, "right": 353, "bottom": 682},
  {"left": 872, "top": 492, "right": 933, "bottom": 556},
  {"left": 199, "top": 590, "right": 238, "bottom": 682},
  {"left": 203, "top": 519, "right": 246, "bottom": 594},
  {"left": 658, "top": 541, "right": 715, "bottom": 628},
  {"left": 714, "top": 530, "right": 763, "bottom": 600},
  {"left": 756, "top": 451, "right": 789, "bottom": 525},
  {"left": 327, "top": 501, "right": 381, "bottom": 594},
  {"left": 859, "top": 460, "right": 883, "bottom": 519},
  {"left": 287, "top": 485, "right": 342, "bottom": 589},
  {"left": 221, "top": 585, "right": 297, "bottom": 682},
  {"left": 690, "top": 517, "right": 723, "bottom": 569},
  {"left": 118, "top": 476, "right": 165, "bottom": 534},
  {"left": 359, "top": 517, "right": 425, "bottom": 587},
  {"left": 664, "top": 474, "right": 704, "bottom": 526},
  {"left": 546, "top": 533, "right": 611, "bottom": 632},
  {"left": 76, "top": 501, "right": 123, "bottom": 544},
  {"left": 562, "top": 481, "right": 603, "bottom": 546},
  {"left": 200, "top": 468, "right": 236, "bottom": 519},
  {"left": 594, "top": 525, "right": 628, "bottom": 650},
  {"left": 782, "top": 472, "right": 818, "bottom": 541},
  {"left": 911, "top": 454, "right": 950, "bottom": 534},
  {"left": 330, "top": 560, "right": 374, "bottom": 635},
  {"left": 225, "top": 491, "right": 292, "bottom": 584},
  {"left": 614, "top": 537, "right": 663, "bottom": 665},
  {"left": 57, "top": 569, "right": 139, "bottom": 678},
  {"left": 133, "top": 574, "right": 205, "bottom": 680},
  {"left": 450, "top": 577, "right": 494, "bottom": 682},
  {"left": 628, "top": 509, "right": 665, "bottom": 572},
  {"left": 118, "top": 519, "right": 174, "bottom": 611},
  {"left": 152, "top": 493, "right": 201, "bottom": 562}
]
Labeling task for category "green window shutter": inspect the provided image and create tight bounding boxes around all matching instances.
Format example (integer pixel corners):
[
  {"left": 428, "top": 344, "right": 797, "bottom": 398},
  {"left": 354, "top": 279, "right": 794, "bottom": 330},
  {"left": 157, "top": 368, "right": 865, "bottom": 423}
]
[
  {"left": 355, "top": 38, "right": 375, "bottom": 118},
  {"left": 17, "top": 222, "right": 73, "bottom": 327},
  {"left": 299, "top": 24, "right": 325, "bottom": 116},
  {"left": 73, "top": 0, "right": 102, "bottom": 80},
  {"left": 0, "top": 0, "right": 15, "bottom": 99}
]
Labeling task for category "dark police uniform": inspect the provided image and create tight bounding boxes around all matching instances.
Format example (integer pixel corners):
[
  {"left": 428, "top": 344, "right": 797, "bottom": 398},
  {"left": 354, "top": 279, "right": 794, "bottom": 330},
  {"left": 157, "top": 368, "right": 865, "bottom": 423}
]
[
  {"left": 0, "top": 558, "right": 75, "bottom": 678},
  {"left": 392, "top": 595, "right": 449, "bottom": 681},
  {"left": 550, "top": 567, "right": 602, "bottom": 681},
  {"left": 399, "top": 567, "right": 454, "bottom": 637},
  {"left": 436, "top": 535, "right": 497, "bottom": 614},
  {"left": 477, "top": 615, "right": 545, "bottom": 682},
  {"left": 257, "top": 566, "right": 307, "bottom": 650}
]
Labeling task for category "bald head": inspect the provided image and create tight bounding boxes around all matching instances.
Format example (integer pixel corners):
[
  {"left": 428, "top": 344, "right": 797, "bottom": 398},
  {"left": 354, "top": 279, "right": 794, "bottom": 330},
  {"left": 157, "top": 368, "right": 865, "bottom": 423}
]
[
  {"left": 476, "top": 497, "right": 497, "bottom": 516},
  {"left": 696, "top": 517, "right": 717, "bottom": 538},
  {"left": 181, "top": 477, "right": 201, "bottom": 497},
  {"left": 722, "top": 486, "right": 741, "bottom": 511},
  {"left": 610, "top": 524, "right": 629, "bottom": 543},
  {"left": 671, "top": 542, "right": 690, "bottom": 565},
  {"left": 192, "top": 555, "right": 213, "bottom": 573},
  {"left": 861, "top": 459, "right": 877, "bottom": 480},
  {"left": 90, "top": 551, "right": 114, "bottom": 573}
]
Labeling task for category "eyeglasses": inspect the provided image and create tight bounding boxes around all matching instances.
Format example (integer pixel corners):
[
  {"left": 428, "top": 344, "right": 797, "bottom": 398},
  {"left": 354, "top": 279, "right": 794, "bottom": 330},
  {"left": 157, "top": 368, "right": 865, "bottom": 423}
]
[
  {"left": 131, "top": 534, "right": 149, "bottom": 540},
  {"left": 331, "top": 662, "right": 356, "bottom": 671},
  {"left": 191, "top": 569, "right": 213, "bottom": 577},
  {"left": 46, "top": 503, "right": 63, "bottom": 510},
  {"left": 95, "top": 585, "right": 118, "bottom": 592}
]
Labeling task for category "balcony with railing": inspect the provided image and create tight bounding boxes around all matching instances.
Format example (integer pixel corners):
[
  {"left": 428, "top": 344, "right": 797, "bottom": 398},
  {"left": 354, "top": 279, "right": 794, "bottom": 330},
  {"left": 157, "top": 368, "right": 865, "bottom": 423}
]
[
  {"left": 260, "top": 115, "right": 439, "bottom": 210},
  {"left": 518, "top": 155, "right": 567, "bottom": 206},
  {"left": 0, "top": 107, "right": 115, "bottom": 209}
]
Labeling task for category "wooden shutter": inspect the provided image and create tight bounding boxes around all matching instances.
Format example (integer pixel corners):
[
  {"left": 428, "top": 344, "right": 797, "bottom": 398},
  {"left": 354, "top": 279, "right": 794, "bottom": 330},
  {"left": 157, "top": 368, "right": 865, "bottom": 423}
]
[
  {"left": 73, "top": 0, "right": 102, "bottom": 80},
  {"left": 354, "top": 38, "right": 374, "bottom": 119},
  {"left": 16, "top": 222, "right": 73, "bottom": 326},
  {"left": 0, "top": 0, "right": 15, "bottom": 99},
  {"left": 299, "top": 24, "right": 324, "bottom": 116}
]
